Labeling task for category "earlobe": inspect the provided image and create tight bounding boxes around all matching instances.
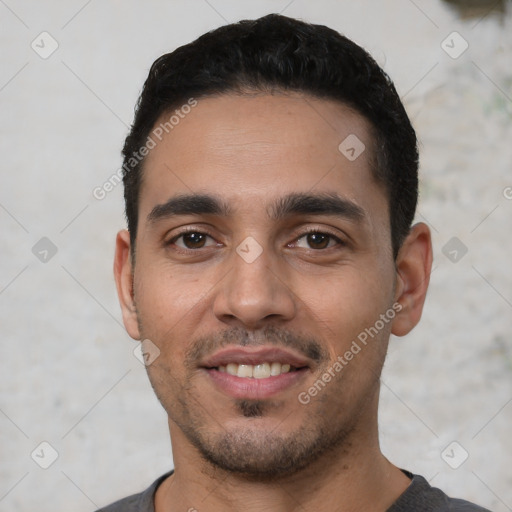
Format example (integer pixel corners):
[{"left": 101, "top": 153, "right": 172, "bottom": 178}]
[
  {"left": 113, "top": 229, "right": 141, "bottom": 340},
  {"left": 391, "top": 222, "right": 433, "bottom": 337}
]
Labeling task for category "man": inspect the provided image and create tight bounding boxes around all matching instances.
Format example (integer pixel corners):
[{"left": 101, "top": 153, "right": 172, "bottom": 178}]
[{"left": 101, "top": 13, "right": 492, "bottom": 512}]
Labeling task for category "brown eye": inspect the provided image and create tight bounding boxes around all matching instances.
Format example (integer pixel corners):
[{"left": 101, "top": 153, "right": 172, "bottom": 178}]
[
  {"left": 306, "top": 233, "right": 330, "bottom": 249},
  {"left": 182, "top": 232, "right": 207, "bottom": 249},
  {"left": 293, "top": 231, "right": 342, "bottom": 250},
  {"left": 170, "top": 231, "right": 217, "bottom": 250}
]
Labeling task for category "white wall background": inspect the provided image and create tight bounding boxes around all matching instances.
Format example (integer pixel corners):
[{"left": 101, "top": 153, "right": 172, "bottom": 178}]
[{"left": 1, "top": 1, "right": 511, "bottom": 510}]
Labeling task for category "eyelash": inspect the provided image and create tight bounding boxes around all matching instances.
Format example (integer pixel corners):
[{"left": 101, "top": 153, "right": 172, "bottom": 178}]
[{"left": 166, "top": 226, "right": 345, "bottom": 253}]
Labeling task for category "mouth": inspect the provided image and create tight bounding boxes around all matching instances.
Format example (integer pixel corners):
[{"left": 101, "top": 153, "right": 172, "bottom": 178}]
[
  {"left": 216, "top": 362, "right": 300, "bottom": 378},
  {"left": 200, "top": 347, "right": 311, "bottom": 399}
]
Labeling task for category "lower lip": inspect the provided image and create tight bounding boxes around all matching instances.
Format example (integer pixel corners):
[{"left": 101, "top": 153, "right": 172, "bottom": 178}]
[{"left": 204, "top": 368, "right": 308, "bottom": 399}]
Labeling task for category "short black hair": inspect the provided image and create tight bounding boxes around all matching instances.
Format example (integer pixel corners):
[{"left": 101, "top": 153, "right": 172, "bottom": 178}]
[{"left": 122, "top": 13, "right": 418, "bottom": 258}]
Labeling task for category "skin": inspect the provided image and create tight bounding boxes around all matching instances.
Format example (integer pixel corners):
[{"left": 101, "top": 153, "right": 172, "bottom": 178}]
[{"left": 114, "top": 92, "right": 433, "bottom": 511}]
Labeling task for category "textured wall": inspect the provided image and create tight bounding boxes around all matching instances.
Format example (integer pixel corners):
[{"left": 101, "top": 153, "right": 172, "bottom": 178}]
[{"left": 1, "top": 1, "right": 511, "bottom": 510}]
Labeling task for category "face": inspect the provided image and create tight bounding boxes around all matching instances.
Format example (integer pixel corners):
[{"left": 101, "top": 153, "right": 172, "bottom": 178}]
[{"left": 115, "top": 92, "right": 428, "bottom": 478}]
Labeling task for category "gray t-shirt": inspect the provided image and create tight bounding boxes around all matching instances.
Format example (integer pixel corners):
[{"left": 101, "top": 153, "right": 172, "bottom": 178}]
[{"left": 95, "top": 469, "right": 493, "bottom": 511}]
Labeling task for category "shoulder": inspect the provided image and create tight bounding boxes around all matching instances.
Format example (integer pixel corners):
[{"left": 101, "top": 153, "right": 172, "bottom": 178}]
[
  {"left": 94, "top": 471, "right": 173, "bottom": 512},
  {"left": 95, "top": 492, "right": 141, "bottom": 511},
  {"left": 447, "top": 497, "right": 493, "bottom": 512},
  {"left": 389, "top": 471, "right": 493, "bottom": 512}
]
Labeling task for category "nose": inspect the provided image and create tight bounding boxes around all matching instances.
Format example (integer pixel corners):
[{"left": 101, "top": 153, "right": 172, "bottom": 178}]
[{"left": 212, "top": 242, "right": 297, "bottom": 329}]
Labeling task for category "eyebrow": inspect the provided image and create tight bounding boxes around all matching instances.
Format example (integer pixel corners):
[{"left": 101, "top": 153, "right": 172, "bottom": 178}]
[{"left": 146, "top": 192, "right": 366, "bottom": 225}]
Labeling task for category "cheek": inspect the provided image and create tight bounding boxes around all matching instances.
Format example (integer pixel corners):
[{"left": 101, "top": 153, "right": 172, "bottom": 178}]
[
  {"left": 135, "top": 258, "right": 201, "bottom": 319},
  {"left": 133, "top": 264, "right": 195, "bottom": 356},
  {"left": 298, "top": 265, "right": 393, "bottom": 342},
  {"left": 301, "top": 268, "right": 393, "bottom": 412}
]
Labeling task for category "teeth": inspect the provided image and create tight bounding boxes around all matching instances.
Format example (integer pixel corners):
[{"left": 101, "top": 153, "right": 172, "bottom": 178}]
[
  {"left": 253, "top": 363, "right": 270, "bottom": 379},
  {"left": 218, "top": 362, "right": 295, "bottom": 378},
  {"left": 270, "top": 362, "right": 282, "bottom": 376},
  {"left": 237, "top": 364, "right": 253, "bottom": 378},
  {"left": 226, "top": 363, "right": 238, "bottom": 376}
]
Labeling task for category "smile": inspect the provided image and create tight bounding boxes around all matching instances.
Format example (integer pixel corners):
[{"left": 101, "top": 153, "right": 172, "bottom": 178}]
[
  {"left": 217, "top": 362, "right": 298, "bottom": 379},
  {"left": 201, "top": 347, "right": 311, "bottom": 399}
]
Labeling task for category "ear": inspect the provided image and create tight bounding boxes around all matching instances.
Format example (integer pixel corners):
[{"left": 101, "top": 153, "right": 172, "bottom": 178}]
[
  {"left": 391, "top": 222, "right": 433, "bottom": 337},
  {"left": 113, "top": 229, "right": 141, "bottom": 340}
]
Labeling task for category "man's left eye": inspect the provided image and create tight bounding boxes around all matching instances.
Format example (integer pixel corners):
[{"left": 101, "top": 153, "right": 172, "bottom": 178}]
[{"left": 294, "top": 232, "right": 341, "bottom": 250}]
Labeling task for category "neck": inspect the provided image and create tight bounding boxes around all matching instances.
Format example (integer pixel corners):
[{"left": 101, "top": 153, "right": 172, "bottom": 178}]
[{"left": 155, "top": 399, "right": 410, "bottom": 512}]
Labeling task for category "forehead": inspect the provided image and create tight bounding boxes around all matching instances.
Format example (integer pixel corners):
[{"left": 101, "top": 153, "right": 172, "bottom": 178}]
[{"left": 138, "top": 92, "right": 388, "bottom": 230}]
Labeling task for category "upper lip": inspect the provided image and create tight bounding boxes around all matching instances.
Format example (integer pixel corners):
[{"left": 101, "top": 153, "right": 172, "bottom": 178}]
[{"left": 200, "top": 346, "right": 311, "bottom": 368}]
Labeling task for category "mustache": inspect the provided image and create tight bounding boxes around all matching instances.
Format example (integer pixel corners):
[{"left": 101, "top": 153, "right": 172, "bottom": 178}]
[{"left": 185, "top": 325, "right": 329, "bottom": 368}]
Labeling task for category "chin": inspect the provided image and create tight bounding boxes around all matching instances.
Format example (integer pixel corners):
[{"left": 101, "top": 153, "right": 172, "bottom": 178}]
[{"left": 186, "top": 419, "right": 354, "bottom": 481}]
